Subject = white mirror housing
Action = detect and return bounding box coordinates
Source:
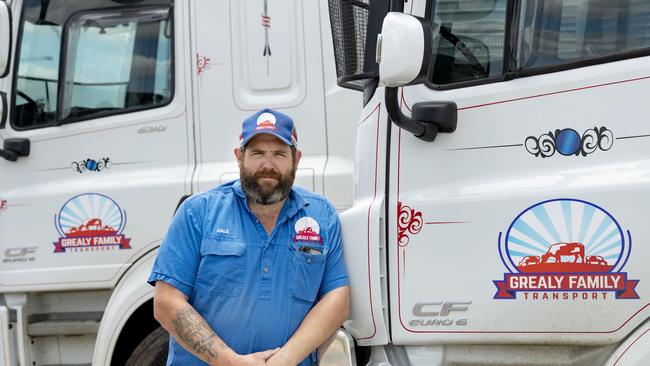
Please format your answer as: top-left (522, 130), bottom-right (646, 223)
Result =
top-left (0, 1), bottom-right (12, 78)
top-left (377, 12), bottom-right (431, 87)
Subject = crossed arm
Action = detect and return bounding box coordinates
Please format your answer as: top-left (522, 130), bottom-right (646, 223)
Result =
top-left (154, 281), bottom-right (276, 365)
top-left (153, 280), bottom-right (350, 366)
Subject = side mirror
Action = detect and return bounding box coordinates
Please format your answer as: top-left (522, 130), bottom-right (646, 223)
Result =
top-left (0, 0), bottom-right (12, 78)
top-left (377, 12), bottom-right (457, 143)
top-left (377, 12), bottom-right (430, 87)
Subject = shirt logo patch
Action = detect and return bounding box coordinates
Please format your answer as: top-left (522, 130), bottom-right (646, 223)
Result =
top-left (294, 217), bottom-right (322, 243)
top-left (216, 228), bottom-right (230, 235)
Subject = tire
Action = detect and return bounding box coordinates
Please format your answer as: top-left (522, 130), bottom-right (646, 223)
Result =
top-left (125, 326), bottom-right (169, 366)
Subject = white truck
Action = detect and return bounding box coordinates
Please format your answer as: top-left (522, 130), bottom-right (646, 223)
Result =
top-left (0, 0), bottom-right (360, 364)
top-left (331, 0), bottom-right (650, 365)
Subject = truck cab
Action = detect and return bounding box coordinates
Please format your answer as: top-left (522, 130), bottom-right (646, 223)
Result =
top-left (331, 0), bottom-right (650, 365)
top-left (0, 0), bottom-right (359, 364)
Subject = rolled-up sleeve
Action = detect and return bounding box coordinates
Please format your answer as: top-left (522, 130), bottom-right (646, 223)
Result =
top-left (317, 205), bottom-right (350, 298)
top-left (148, 197), bottom-right (203, 298)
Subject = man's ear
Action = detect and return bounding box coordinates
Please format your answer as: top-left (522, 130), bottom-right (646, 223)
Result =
top-left (294, 149), bottom-right (302, 167)
top-left (234, 147), bottom-right (242, 161)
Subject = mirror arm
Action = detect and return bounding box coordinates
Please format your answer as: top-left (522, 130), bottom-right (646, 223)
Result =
top-left (390, 0), bottom-right (404, 12)
top-left (385, 87), bottom-right (439, 142)
top-left (0, 148), bottom-right (18, 162)
top-left (0, 91), bottom-right (6, 128)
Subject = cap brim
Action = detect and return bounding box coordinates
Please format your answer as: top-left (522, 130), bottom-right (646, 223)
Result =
top-left (241, 131), bottom-right (294, 147)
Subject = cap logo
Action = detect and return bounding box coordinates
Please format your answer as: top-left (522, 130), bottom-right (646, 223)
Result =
top-left (256, 112), bottom-right (277, 131)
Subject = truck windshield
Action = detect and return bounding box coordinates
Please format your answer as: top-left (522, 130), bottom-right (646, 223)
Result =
top-left (427, 0), bottom-right (650, 86)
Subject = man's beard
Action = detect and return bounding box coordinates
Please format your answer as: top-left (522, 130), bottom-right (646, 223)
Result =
top-left (240, 165), bottom-right (296, 205)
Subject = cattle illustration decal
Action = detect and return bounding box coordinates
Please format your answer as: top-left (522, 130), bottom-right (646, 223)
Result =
top-left (541, 242), bottom-right (585, 264)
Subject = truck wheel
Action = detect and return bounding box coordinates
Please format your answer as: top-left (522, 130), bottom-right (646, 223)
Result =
top-left (124, 326), bottom-right (169, 366)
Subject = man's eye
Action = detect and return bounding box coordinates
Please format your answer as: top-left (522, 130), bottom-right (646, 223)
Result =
top-left (274, 152), bottom-right (287, 157)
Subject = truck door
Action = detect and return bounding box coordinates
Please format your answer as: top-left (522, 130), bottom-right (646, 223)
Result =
top-left (0, 0), bottom-right (192, 290)
top-left (189, 0), bottom-right (329, 195)
top-left (387, 0), bottom-right (650, 346)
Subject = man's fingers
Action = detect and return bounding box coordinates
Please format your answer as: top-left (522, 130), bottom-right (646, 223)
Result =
top-left (253, 347), bottom-right (279, 360)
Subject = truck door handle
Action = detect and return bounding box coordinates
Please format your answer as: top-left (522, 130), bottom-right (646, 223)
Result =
top-left (0, 138), bottom-right (30, 162)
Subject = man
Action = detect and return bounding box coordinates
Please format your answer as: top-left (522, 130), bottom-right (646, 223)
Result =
top-left (149, 108), bottom-right (350, 366)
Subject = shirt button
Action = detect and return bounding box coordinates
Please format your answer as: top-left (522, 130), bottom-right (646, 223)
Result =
top-left (263, 267), bottom-right (269, 273)
top-left (306, 258), bottom-right (312, 264)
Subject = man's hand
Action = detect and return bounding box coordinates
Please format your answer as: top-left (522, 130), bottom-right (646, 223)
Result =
top-left (212, 349), bottom-right (278, 366)
top-left (264, 350), bottom-right (293, 366)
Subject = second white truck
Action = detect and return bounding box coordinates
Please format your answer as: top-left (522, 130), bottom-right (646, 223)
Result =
top-left (332, 0), bottom-right (650, 365)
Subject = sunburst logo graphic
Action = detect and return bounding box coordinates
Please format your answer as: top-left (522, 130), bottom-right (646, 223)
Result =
top-left (494, 199), bottom-right (639, 300)
top-left (53, 193), bottom-right (131, 253)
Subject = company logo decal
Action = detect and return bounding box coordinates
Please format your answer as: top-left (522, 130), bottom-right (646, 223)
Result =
top-left (294, 217), bottom-right (322, 243)
top-left (71, 158), bottom-right (112, 173)
top-left (255, 112), bottom-right (277, 131)
top-left (525, 127), bottom-right (614, 158)
top-left (0, 199), bottom-right (7, 212)
top-left (53, 193), bottom-right (131, 253)
top-left (494, 199), bottom-right (639, 300)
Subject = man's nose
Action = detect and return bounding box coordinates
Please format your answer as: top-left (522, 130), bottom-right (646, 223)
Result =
top-left (260, 154), bottom-right (275, 168)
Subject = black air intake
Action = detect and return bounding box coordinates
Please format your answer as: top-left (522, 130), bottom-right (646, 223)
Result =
top-left (328, 0), bottom-right (380, 91)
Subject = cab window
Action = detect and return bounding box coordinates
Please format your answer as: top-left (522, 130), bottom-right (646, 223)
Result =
top-left (427, 0), bottom-right (508, 86)
top-left (13, 0), bottom-right (173, 130)
top-left (517, 0), bottom-right (650, 70)
top-left (426, 0), bottom-right (650, 87)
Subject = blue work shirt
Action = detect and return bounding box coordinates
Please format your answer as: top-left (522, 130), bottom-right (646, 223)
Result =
top-left (148, 180), bottom-right (349, 365)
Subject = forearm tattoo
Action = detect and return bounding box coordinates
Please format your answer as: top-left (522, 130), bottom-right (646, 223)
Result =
top-left (171, 306), bottom-right (221, 360)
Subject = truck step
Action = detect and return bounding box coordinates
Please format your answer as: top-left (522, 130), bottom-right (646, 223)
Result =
top-left (27, 312), bottom-right (102, 336)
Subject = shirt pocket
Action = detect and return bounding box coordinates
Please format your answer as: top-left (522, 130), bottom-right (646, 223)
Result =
top-left (195, 239), bottom-right (247, 297)
top-left (290, 247), bottom-right (327, 303)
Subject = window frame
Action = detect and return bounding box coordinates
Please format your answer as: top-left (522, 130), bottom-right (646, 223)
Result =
top-left (423, 0), bottom-right (650, 91)
top-left (10, 3), bottom-right (175, 131)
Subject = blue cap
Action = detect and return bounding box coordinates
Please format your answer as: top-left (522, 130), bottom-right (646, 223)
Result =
top-left (240, 108), bottom-right (297, 147)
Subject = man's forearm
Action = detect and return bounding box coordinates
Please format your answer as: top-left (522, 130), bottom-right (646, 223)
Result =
top-left (154, 281), bottom-right (234, 365)
top-left (269, 286), bottom-right (351, 365)
top-left (170, 304), bottom-right (230, 364)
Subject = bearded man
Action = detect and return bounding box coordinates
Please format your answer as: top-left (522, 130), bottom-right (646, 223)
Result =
top-left (149, 108), bottom-right (350, 366)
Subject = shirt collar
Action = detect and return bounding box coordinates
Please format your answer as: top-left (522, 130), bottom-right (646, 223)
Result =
top-left (232, 179), bottom-right (308, 219)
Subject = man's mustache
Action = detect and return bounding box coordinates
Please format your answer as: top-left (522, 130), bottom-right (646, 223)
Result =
top-left (254, 169), bottom-right (281, 180)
